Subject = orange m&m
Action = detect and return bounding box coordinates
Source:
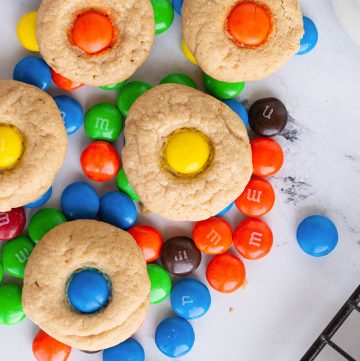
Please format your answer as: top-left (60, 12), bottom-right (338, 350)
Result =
top-left (193, 217), bottom-right (232, 255)
top-left (32, 330), bottom-right (71, 361)
top-left (251, 138), bottom-right (284, 177)
top-left (227, 2), bottom-right (272, 48)
top-left (235, 178), bottom-right (275, 217)
top-left (71, 11), bottom-right (114, 55)
top-left (233, 218), bottom-right (273, 260)
top-left (80, 141), bottom-right (120, 182)
top-left (206, 253), bottom-right (246, 293)
top-left (51, 69), bottom-right (84, 91)
top-left (128, 225), bottom-right (163, 263)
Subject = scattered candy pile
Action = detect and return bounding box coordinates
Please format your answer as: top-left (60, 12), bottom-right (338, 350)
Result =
top-left (0, 2), bottom-right (336, 361)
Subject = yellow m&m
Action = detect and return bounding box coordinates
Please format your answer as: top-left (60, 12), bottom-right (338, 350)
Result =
top-left (17, 12), bottom-right (39, 51)
top-left (0, 125), bottom-right (23, 170)
top-left (182, 39), bottom-right (197, 65)
top-left (164, 129), bottom-right (211, 175)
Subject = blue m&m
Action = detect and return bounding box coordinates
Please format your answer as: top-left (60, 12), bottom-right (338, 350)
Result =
top-left (54, 96), bottom-right (83, 135)
top-left (216, 202), bottom-right (234, 216)
top-left (99, 191), bottom-right (137, 230)
top-left (155, 317), bottom-right (195, 358)
top-left (25, 187), bottom-right (52, 209)
top-left (171, 278), bottom-right (211, 320)
top-left (297, 16), bottom-right (318, 55)
top-left (61, 181), bottom-right (99, 220)
top-left (103, 338), bottom-right (145, 361)
top-left (13, 56), bottom-right (51, 91)
top-left (296, 215), bottom-right (338, 257)
top-left (67, 268), bottom-right (110, 314)
top-left (223, 100), bottom-right (249, 127)
top-left (172, 0), bottom-right (184, 16)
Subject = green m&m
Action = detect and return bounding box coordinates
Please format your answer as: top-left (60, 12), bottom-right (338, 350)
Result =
top-left (84, 103), bottom-right (124, 142)
top-left (0, 262), bottom-right (3, 283)
top-left (99, 80), bottom-right (127, 91)
top-left (160, 73), bottom-right (197, 89)
top-left (28, 208), bottom-right (67, 243)
top-left (116, 169), bottom-right (140, 201)
top-left (0, 284), bottom-right (25, 325)
top-left (117, 81), bottom-right (152, 118)
top-left (147, 264), bottom-right (171, 304)
top-left (203, 73), bottom-right (245, 100)
top-left (1, 236), bottom-right (34, 279)
top-left (151, 0), bottom-right (174, 35)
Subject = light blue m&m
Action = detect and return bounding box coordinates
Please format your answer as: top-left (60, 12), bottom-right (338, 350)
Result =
top-left (54, 95), bottom-right (83, 135)
top-left (67, 268), bottom-right (110, 314)
top-left (172, 0), bottom-right (184, 16)
top-left (103, 338), bottom-right (145, 361)
top-left (155, 317), bottom-right (195, 358)
top-left (223, 100), bottom-right (249, 127)
top-left (296, 215), bottom-right (338, 257)
top-left (61, 181), bottom-right (99, 220)
top-left (25, 187), bottom-right (52, 208)
top-left (297, 16), bottom-right (318, 55)
top-left (13, 56), bottom-right (51, 91)
top-left (217, 202), bottom-right (234, 216)
top-left (99, 191), bottom-right (137, 230)
top-left (171, 278), bottom-right (211, 320)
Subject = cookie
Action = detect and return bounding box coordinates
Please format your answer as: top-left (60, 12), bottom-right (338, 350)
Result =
top-left (0, 80), bottom-right (67, 212)
top-left (36, 0), bottom-right (155, 86)
top-left (182, 0), bottom-right (304, 82)
top-left (22, 220), bottom-right (150, 351)
top-left (122, 84), bottom-right (252, 221)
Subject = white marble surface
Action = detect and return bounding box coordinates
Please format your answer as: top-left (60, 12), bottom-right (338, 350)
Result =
top-left (0, 0), bottom-right (360, 360)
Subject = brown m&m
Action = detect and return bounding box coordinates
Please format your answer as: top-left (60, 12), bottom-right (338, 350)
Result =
top-left (161, 236), bottom-right (201, 276)
top-left (249, 97), bottom-right (288, 137)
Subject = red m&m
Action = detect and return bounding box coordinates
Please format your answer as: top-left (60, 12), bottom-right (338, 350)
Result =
top-left (233, 218), bottom-right (273, 260)
top-left (193, 217), bottom-right (232, 255)
top-left (251, 138), bottom-right (284, 177)
top-left (235, 178), bottom-right (275, 217)
top-left (51, 69), bottom-right (84, 91)
top-left (80, 141), bottom-right (120, 182)
top-left (0, 208), bottom-right (26, 242)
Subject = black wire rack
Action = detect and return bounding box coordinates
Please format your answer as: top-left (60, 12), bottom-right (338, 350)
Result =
top-left (301, 285), bottom-right (360, 361)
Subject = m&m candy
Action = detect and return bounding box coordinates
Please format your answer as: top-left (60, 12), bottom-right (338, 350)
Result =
top-left (117, 81), bottom-right (152, 118)
top-left (116, 168), bottom-right (140, 201)
top-left (161, 236), bottom-right (201, 276)
top-left (147, 264), bottom-right (171, 304)
top-left (151, 0), bottom-right (174, 35)
top-left (251, 138), bottom-right (284, 177)
top-left (103, 338), bottom-right (144, 361)
top-left (128, 225), bottom-right (163, 262)
top-left (233, 218), bottom-right (273, 260)
top-left (0, 124), bottom-right (23, 170)
top-left (99, 191), bottom-right (137, 230)
top-left (182, 39), bottom-right (197, 65)
top-left (17, 12), bottom-right (39, 51)
top-left (172, 0), bottom-right (184, 16)
top-left (216, 202), bottom-right (234, 216)
top-left (61, 181), bottom-right (99, 220)
top-left (0, 284), bottom-right (25, 325)
top-left (25, 187), bottom-right (52, 209)
top-left (206, 253), bottom-right (246, 293)
top-left (160, 73), bottom-right (197, 88)
top-left (28, 208), bottom-right (67, 243)
top-left (80, 141), bottom-right (120, 182)
top-left (33, 330), bottom-right (72, 361)
top-left (84, 103), bottom-right (123, 142)
top-left (297, 16), bottom-right (318, 55)
top-left (193, 217), bottom-right (232, 255)
top-left (203, 73), bottom-right (245, 100)
top-left (170, 278), bottom-right (211, 320)
top-left (13, 56), bottom-right (51, 91)
top-left (51, 69), bottom-right (84, 91)
top-left (249, 97), bottom-right (288, 137)
top-left (67, 269), bottom-right (110, 314)
top-left (0, 208), bottom-right (26, 242)
top-left (223, 99), bottom-right (249, 127)
top-left (0, 262), bottom-right (3, 283)
top-left (155, 317), bottom-right (195, 358)
top-left (54, 95), bottom-right (84, 135)
top-left (1, 236), bottom-right (34, 279)
top-left (100, 80), bottom-right (127, 91)
top-left (235, 178), bottom-right (275, 217)
top-left (297, 215), bottom-right (338, 257)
